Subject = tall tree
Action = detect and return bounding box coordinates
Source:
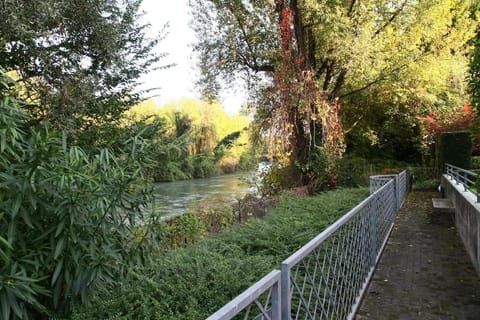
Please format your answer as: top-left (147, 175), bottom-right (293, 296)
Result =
top-left (0, 0), bottom-right (167, 145)
top-left (190, 0), bottom-right (477, 188)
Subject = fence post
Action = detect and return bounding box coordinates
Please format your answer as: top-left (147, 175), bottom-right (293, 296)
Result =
top-left (281, 263), bottom-right (291, 320)
top-left (369, 194), bottom-right (378, 266)
top-left (395, 175), bottom-right (400, 210)
top-left (272, 276), bottom-right (281, 320)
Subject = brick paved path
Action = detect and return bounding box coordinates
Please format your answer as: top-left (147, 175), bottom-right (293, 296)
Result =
top-left (356, 191), bottom-right (480, 320)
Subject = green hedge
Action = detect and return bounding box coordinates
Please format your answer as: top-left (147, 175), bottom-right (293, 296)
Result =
top-left (472, 156), bottom-right (480, 169)
top-left (439, 131), bottom-right (472, 170)
top-left (72, 188), bottom-right (369, 319)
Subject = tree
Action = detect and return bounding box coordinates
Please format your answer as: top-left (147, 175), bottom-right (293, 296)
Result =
top-left (0, 0), bottom-right (167, 145)
top-left (190, 0), bottom-right (477, 189)
top-left (126, 98), bottom-right (252, 180)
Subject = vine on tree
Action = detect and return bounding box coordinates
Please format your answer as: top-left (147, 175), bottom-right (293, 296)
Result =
top-left (269, 0), bottom-right (345, 189)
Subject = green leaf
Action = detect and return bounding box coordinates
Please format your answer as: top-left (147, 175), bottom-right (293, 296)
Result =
top-left (0, 292), bottom-right (11, 320)
top-left (19, 209), bottom-right (33, 229)
top-left (51, 259), bottom-right (63, 287)
top-left (0, 129), bottom-right (6, 153)
top-left (55, 220), bottom-right (66, 238)
top-left (54, 238), bottom-right (65, 260)
top-left (6, 289), bottom-right (22, 318)
top-left (0, 236), bottom-right (12, 250)
top-left (11, 194), bottom-right (22, 219)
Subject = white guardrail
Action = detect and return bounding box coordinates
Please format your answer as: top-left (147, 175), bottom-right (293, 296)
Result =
top-left (445, 163), bottom-right (479, 203)
top-left (207, 171), bottom-right (409, 320)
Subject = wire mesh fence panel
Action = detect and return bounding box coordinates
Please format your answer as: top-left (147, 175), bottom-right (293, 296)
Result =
top-left (409, 167), bottom-right (439, 181)
top-left (369, 175), bottom-right (395, 194)
top-left (209, 171), bottom-right (407, 320)
top-left (207, 270), bottom-right (281, 320)
top-left (282, 179), bottom-right (396, 320)
top-left (397, 171), bottom-right (408, 207)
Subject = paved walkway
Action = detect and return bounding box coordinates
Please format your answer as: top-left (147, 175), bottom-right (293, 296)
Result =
top-left (356, 191), bottom-right (480, 320)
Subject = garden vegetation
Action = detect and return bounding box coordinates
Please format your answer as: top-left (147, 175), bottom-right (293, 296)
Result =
top-left (0, 0), bottom-right (479, 319)
top-left (71, 188), bottom-right (368, 319)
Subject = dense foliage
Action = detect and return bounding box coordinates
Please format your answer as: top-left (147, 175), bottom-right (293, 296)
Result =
top-left (0, 71), bottom-right (158, 319)
top-left (190, 0), bottom-right (478, 186)
top-left (0, 0), bottom-right (166, 146)
top-left (72, 188), bottom-right (368, 319)
top-left (439, 131), bottom-right (473, 170)
top-left (126, 98), bottom-right (256, 181)
top-left (0, 0), bottom-right (478, 318)
top-left (469, 2), bottom-right (480, 112)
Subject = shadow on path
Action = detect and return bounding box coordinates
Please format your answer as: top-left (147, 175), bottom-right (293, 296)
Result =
top-left (356, 191), bottom-right (480, 320)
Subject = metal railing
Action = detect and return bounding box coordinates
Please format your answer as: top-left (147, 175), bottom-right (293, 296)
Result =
top-left (370, 171), bottom-right (408, 209)
top-left (409, 167), bottom-right (439, 181)
top-left (281, 178), bottom-right (396, 320)
top-left (208, 171), bottom-right (408, 320)
top-left (445, 164), bottom-right (479, 203)
top-left (397, 171), bottom-right (408, 208)
top-left (206, 270), bottom-right (281, 320)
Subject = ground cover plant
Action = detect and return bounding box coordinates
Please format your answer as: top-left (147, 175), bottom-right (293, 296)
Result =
top-left (72, 187), bottom-right (368, 319)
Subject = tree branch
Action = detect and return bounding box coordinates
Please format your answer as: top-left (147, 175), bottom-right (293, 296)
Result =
top-left (329, 68), bottom-right (347, 101)
top-left (226, 4), bottom-right (274, 74)
top-left (372, 1), bottom-right (408, 39)
top-left (348, 0), bottom-right (357, 17)
top-left (340, 57), bottom-right (420, 99)
top-left (345, 82), bottom-right (381, 100)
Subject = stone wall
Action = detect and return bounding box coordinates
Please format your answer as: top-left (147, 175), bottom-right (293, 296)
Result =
top-left (442, 174), bottom-right (480, 276)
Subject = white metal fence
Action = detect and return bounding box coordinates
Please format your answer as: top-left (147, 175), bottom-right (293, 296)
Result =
top-left (445, 163), bottom-right (479, 203)
top-left (208, 171), bottom-right (409, 320)
top-left (206, 270), bottom-right (281, 320)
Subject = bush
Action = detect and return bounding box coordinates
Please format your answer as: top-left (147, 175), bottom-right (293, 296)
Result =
top-left (196, 202), bottom-right (234, 234)
top-left (337, 155), bottom-right (370, 187)
top-left (162, 213), bottom-right (206, 248)
top-left (72, 187), bottom-right (369, 319)
top-left (0, 72), bottom-right (157, 319)
top-left (191, 154), bottom-right (217, 178)
top-left (472, 156), bottom-right (480, 169)
top-left (237, 150), bottom-right (259, 171)
top-left (217, 156), bottom-right (238, 174)
top-left (336, 155), bottom-right (411, 188)
top-left (439, 131), bottom-right (472, 170)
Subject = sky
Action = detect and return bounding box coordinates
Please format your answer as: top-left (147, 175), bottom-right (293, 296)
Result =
top-left (139, 0), bottom-right (245, 114)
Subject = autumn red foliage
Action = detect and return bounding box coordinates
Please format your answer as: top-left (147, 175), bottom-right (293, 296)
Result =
top-left (419, 104), bottom-right (476, 136)
top-left (419, 104), bottom-right (479, 153)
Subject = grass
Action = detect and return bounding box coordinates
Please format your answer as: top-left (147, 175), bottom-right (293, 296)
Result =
top-left (71, 187), bottom-right (369, 320)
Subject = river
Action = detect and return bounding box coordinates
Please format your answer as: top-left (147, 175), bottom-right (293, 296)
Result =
top-left (152, 173), bottom-right (255, 217)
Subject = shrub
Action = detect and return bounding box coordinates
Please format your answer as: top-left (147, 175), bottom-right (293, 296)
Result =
top-left (217, 156), bottom-right (238, 174)
top-left (161, 213), bottom-right (206, 248)
top-left (196, 202), bottom-right (234, 234)
top-left (237, 150), bottom-right (259, 171)
top-left (337, 155), bottom-right (370, 187)
top-left (472, 156), bottom-right (480, 169)
top-left (72, 188), bottom-right (369, 319)
top-left (439, 131), bottom-right (472, 170)
top-left (0, 71), bottom-right (157, 319)
top-left (191, 154), bottom-right (217, 178)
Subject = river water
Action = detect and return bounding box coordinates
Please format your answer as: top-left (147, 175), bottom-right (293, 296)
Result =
top-left (152, 173), bottom-right (254, 217)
